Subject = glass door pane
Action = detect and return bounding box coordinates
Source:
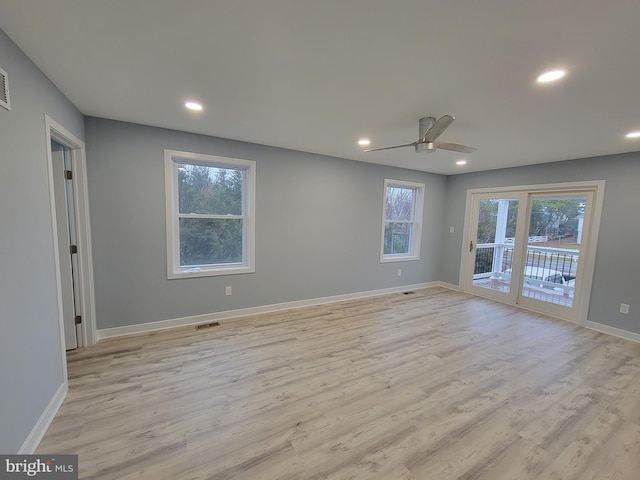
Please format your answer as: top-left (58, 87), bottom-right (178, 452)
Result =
top-left (466, 194), bottom-right (525, 302)
top-left (519, 195), bottom-right (586, 309)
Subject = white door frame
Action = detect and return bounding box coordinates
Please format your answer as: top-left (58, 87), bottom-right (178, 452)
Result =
top-left (460, 180), bottom-right (605, 325)
top-left (45, 115), bottom-right (97, 348)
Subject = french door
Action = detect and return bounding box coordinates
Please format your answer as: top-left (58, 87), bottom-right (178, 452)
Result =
top-left (463, 183), bottom-right (603, 323)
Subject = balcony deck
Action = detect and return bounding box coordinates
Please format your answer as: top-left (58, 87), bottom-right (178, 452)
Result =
top-left (473, 277), bottom-right (573, 307)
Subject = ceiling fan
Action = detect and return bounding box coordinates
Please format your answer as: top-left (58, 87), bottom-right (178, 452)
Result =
top-left (364, 115), bottom-right (476, 154)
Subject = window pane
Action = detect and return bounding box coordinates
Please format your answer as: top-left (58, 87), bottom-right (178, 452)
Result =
top-left (385, 187), bottom-right (415, 221)
top-left (178, 163), bottom-right (243, 215)
top-left (179, 218), bottom-right (243, 266)
top-left (383, 222), bottom-right (413, 254)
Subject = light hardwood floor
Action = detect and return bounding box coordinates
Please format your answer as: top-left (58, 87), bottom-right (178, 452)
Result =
top-left (37, 287), bottom-right (640, 479)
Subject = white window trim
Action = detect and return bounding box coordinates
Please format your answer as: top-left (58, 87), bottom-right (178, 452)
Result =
top-left (164, 149), bottom-right (256, 279)
top-left (380, 179), bottom-right (425, 263)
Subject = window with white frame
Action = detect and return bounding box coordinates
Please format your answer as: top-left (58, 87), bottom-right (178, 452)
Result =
top-left (380, 179), bottom-right (424, 262)
top-left (165, 150), bottom-right (255, 278)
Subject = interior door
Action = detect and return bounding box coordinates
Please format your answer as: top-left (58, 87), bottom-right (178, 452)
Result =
top-left (464, 193), bottom-right (527, 303)
top-left (51, 139), bottom-right (79, 350)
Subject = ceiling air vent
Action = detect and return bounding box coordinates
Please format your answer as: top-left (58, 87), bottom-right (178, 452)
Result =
top-left (0, 66), bottom-right (11, 111)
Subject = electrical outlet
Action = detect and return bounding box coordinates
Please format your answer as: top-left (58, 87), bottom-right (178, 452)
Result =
top-left (449, 226), bottom-right (455, 233)
top-left (397, 269), bottom-right (402, 277)
top-left (620, 303), bottom-right (630, 314)
top-left (225, 286), bottom-right (232, 296)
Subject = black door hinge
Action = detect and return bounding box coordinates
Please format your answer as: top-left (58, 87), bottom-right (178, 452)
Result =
top-left (64, 170), bottom-right (73, 180)
top-left (74, 315), bottom-right (82, 325)
top-left (70, 245), bottom-right (78, 255)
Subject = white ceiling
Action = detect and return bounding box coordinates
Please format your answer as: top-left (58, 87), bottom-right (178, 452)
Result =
top-left (1, 0), bottom-right (640, 175)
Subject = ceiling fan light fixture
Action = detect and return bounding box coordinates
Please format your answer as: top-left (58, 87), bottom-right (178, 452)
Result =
top-left (536, 69), bottom-right (566, 83)
top-left (415, 142), bottom-right (436, 153)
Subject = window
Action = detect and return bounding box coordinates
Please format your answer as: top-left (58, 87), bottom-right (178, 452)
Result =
top-left (380, 179), bottom-right (424, 262)
top-left (165, 150), bottom-right (255, 278)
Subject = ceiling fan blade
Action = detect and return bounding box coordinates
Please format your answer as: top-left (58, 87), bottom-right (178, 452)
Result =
top-left (363, 142), bottom-right (417, 152)
top-left (434, 141), bottom-right (477, 153)
top-left (423, 115), bottom-right (455, 142)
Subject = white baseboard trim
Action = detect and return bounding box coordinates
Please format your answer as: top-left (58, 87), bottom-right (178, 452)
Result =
top-left (584, 320), bottom-right (640, 343)
top-left (19, 382), bottom-right (68, 454)
top-left (435, 281), bottom-right (460, 291)
top-left (97, 282), bottom-right (439, 340)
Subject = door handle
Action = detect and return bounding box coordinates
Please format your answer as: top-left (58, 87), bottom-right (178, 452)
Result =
top-left (469, 240), bottom-right (474, 252)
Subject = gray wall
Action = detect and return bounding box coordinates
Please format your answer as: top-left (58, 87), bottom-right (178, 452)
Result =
top-left (0, 29), bottom-right (84, 452)
top-left (85, 118), bottom-right (445, 329)
top-left (441, 152), bottom-right (640, 334)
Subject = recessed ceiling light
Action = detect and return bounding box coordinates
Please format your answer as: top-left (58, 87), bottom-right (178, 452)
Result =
top-left (625, 131), bottom-right (640, 138)
top-left (536, 70), bottom-right (566, 83)
top-left (185, 101), bottom-right (203, 111)
top-left (358, 138), bottom-right (371, 147)
top-left (456, 160), bottom-right (467, 166)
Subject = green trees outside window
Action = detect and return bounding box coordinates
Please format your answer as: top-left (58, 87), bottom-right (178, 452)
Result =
top-left (178, 164), bottom-right (244, 266)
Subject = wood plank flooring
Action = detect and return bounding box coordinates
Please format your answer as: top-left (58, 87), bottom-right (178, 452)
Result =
top-left (37, 287), bottom-right (640, 479)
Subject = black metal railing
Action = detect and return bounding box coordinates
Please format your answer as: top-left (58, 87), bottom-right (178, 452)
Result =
top-left (474, 244), bottom-right (578, 280)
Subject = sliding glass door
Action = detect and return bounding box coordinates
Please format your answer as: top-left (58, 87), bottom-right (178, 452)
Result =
top-left (463, 184), bottom-right (602, 323)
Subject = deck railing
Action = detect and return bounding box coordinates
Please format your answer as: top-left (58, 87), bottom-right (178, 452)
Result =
top-left (472, 242), bottom-right (579, 303)
top-left (473, 243), bottom-right (579, 290)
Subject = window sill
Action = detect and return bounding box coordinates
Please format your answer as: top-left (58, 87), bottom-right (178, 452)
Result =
top-left (380, 254), bottom-right (420, 263)
top-left (168, 265), bottom-right (254, 279)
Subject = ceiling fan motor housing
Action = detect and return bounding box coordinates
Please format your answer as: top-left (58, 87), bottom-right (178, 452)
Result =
top-left (415, 142), bottom-right (436, 153)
